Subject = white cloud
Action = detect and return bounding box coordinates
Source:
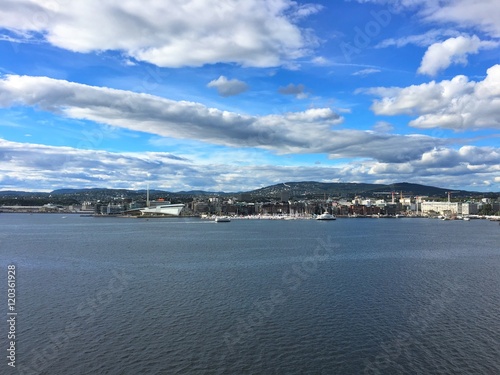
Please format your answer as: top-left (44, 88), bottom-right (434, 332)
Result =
top-left (376, 29), bottom-right (462, 48)
top-left (207, 76), bottom-right (248, 97)
top-left (0, 0), bottom-right (322, 68)
top-left (363, 64), bottom-right (500, 130)
top-left (368, 162), bottom-right (414, 175)
top-left (291, 3), bottom-right (324, 20)
top-left (355, 0), bottom-right (500, 38)
top-left (418, 35), bottom-right (497, 76)
top-left (311, 56), bottom-right (331, 66)
top-left (423, 0), bottom-right (500, 38)
top-left (0, 75), bottom-right (451, 163)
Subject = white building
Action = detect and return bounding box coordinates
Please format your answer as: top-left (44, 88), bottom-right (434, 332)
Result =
top-left (362, 199), bottom-right (373, 207)
top-left (461, 202), bottom-right (478, 215)
top-left (400, 198), bottom-right (412, 205)
top-left (421, 201), bottom-right (462, 215)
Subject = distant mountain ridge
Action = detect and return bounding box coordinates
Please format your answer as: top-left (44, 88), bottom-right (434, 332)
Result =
top-left (0, 181), bottom-right (497, 200)
top-left (244, 181), bottom-right (480, 198)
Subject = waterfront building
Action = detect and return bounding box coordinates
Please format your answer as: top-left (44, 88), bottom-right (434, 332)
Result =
top-left (461, 202), bottom-right (478, 215)
top-left (421, 201), bottom-right (462, 215)
top-left (106, 203), bottom-right (124, 215)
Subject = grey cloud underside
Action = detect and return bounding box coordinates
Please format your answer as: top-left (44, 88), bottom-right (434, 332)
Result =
top-left (278, 83), bottom-right (306, 96)
top-left (0, 75), bottom-right (447, 163)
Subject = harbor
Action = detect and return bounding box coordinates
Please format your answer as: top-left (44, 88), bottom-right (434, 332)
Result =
top-left (1, 183), bottom-right (499, 222)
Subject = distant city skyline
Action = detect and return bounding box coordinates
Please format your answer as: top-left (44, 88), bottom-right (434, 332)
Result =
top-left (0, 0), bottom-right (499, 192)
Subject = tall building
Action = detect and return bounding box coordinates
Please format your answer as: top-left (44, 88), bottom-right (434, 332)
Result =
top-left (461, 202), bottom-right (478, 215)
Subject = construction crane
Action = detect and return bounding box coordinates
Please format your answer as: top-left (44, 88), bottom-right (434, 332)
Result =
top-left (446, 191), bottom-right (460, 202)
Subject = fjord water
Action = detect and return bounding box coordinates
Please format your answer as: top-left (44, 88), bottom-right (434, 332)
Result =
top-left (1, 214), bottom-right (499, 374)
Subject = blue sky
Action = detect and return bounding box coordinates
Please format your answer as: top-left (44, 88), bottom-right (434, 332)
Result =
top-left (0, 0), bottom-right (499, 192)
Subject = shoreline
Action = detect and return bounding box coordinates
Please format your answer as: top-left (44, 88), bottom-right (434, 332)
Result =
top-left (1, 211), bottom-right (499, 221)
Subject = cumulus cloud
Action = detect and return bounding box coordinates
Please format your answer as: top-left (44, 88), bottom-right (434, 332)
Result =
top-left (278, 83), bottom-right (308, 99)
top-left (419, 146), bottom-right (500, 168)
top-left (311, 56), bottom-right (331, 66)
top-left (423, 0), bottom-right (500, 38)
top-left (1, 139), bottom-right (498, 192)
top-left (0, 0), bottom-right (321, 68)
top-left (418, 35), bottom-right (497, 76)
top-left (355, 0), bottom-right (500, 38)
top-left (363, 64), bottom-right (500, 130)
top-left (0, 75), bottom-right (451, 163)
top-left (207, 76), bottom-right (248, 97)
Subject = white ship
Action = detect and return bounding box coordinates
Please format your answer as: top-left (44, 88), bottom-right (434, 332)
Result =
top-left (214, 216), bottom-right (231, 222)
top-left (316, 212), bottom-right (336, 220)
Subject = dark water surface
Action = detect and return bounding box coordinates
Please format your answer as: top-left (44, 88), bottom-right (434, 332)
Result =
top-left (1, 214), bottom-right (499, 374)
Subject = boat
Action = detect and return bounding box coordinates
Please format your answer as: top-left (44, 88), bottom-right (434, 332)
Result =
top-left (463, 217), bottom-right (471, 221)
top-left (316, 212), bottom-right (336, 220)
top-left (215, 216), bottom-right (231, 222)
top-left (139, 203), bottom-right (184, 216)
